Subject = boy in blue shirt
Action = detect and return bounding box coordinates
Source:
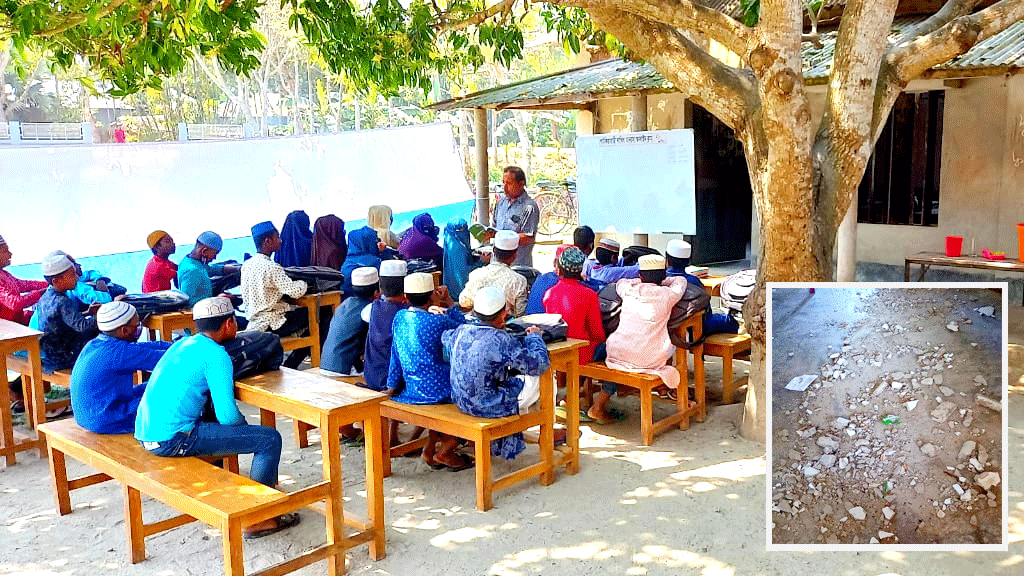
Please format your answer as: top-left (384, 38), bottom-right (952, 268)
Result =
top-left (135, 296), bottom-right (299, 539)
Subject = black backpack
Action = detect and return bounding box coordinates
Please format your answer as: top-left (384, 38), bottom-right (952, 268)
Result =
top-left (221, 331), bottom-right (285, 380)
top-left (512, 266), bottom-right (541, 292)
top-left (621, 245), bottom-right (660, 266)
top-left (122, 290), bottom-right (190, 318)
top-left (209, 260), bottom-right (241, 295)
top-left (283, 266), bottom-right (345, 294)
top-left (406, 258), bottom-right (439, 274)
top-left (506, 317), bottom-right (568, 343)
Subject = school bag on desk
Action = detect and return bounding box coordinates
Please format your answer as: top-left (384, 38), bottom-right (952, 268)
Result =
top-left (283, 266), bottom-right (345, 293)
top-left (121, 290), bottom-right (190, 319)
top-left (506, 313), bottom-right (568, 343)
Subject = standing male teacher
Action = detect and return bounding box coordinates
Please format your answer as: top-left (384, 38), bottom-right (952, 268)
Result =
top-left (487, 166), bottom-right (539, 268)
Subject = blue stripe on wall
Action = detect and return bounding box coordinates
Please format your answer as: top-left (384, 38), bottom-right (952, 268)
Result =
top-left (8, 200), bottom-right (475, 291)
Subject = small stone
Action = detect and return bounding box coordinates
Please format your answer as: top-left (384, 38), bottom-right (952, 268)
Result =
top-left (804, 466), bottom-right (820, 477)
top-left (940, 386), bottom-right (954, 396)
top-left (922, 377), bottom-right (933, 386)
top-left (978, 445), bottom-right (989, 466)
top-left (974, 375), bottom-right (987, 386)
top-left (934, 374), bottom-right (944, 385)
top-left (977, 306), bottom-right (995, 317)
top-left (931, 402), bottom-right (956, 423)
top-left (937, 510), bottom-right (945, 518)
top-left (969, 457), bottom-right (982, 471)
top-left (838, 457), bottom-right (849, 470)
top-left (904, 400), bottom-right (919, 411)
top-left (961, 489), bottom-right (972, 502)
top-left (849, 506), bottom-right (866, 520)
top-left (920, 443), bottom-right (938, 457)
top-left (817, 436), bottom-right (839, 450)
top-left (976, 471), bottom-right (1000, 490)
top-left (946, 322), bottom-right (959, 332)
top-left (835, 417), bottom-right (850, 427)
top-left (970, 515), bottom-right (979, 526)
top-left (958, 440), bottom-right (976, 460)
top-left (879, 530), bottom-right (894, 539)
top-left (882, 506), bottom-right (894, 520)
top-left (870, 537), bottom-right (880, 544)
top-left (819, 454), bottom-right (837, 468)
top-left (953, 483), bottom-right (964, 496)
top-left (788, 352), bottom-right (795, 357)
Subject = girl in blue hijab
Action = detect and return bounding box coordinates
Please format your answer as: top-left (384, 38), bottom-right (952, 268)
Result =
top-left (442, 217), bottom-right (483, 299)
top-left (341, 226), bottom-right (383, 295)
top-left (276, 210), bottom-right (313, 267)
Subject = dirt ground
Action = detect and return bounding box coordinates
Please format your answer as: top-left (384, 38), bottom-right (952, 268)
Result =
top-left (771, 287), bottom-right (1004, 545)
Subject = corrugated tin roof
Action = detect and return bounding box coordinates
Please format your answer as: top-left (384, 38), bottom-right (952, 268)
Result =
top-left (430, 15), bottom-right (1024, 110)
top-left (430, 58), bottom-right (672, 111)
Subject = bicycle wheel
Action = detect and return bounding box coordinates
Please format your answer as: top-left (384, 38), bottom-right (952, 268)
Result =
top-left (535, 192), bottom-right (572, 237)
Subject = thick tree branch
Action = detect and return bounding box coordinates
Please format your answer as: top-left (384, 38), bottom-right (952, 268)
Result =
top-left (815, 0), bottom-right (898, 246)
top-left (440, 0), bottom-right (517, 32)
top-left (35, 0), bottom-right (134, 38)
top-left (904, 0), bottom-right (984, 40)
top-left (581, 5), bottom-right (757, 133)
top-left (889, 0), bottom-right (1024, 84)
top-left (548, 0), bottom-right (752, 58)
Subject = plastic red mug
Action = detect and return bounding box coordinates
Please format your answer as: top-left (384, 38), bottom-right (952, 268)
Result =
top-left (945, 235), bottom-right (963, 257)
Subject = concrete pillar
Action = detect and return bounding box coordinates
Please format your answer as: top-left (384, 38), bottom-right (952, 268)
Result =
top-left (81, 122), bottom-right (94, 144)
top-left (474, 107), bottom-right (490, 226)
top-left (630, 93), bottom-right (649, 246)
top-left (836, 201), bottom-right (858, 281)
top-left (177, 123), bottom-right (188, 141)
top-left (8, 121), bottom-right (20, 145)
top-left (577, 109), bottom-right (594, 136)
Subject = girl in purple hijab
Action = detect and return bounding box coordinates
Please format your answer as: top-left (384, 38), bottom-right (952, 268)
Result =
top-left (398, 213), bottom-right (444, 267)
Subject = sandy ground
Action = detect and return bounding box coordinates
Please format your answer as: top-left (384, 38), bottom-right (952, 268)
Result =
top-left (770, 288), bottom-right (1004, 545)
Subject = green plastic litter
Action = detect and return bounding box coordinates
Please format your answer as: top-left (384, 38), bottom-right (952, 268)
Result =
top-left (881, 415), bottom-right (899, 425)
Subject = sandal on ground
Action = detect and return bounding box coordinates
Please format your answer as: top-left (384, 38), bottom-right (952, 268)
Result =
top-left (244, 512), bottom-right (301, 540)
top-left (554, 406), bottom-right (594, 423)
top-left (423, 455), bottom-right (447, 470)
top-left (589, 407), bottom-right (628, 426)
top-left (654, 387), bottom-right (678, 401)
top-left (45, 404), bottom-right (73, 419)
top-left (340, 432), bottom-right (365, 447)
top-left (439, 453), bottom-right (475, 472)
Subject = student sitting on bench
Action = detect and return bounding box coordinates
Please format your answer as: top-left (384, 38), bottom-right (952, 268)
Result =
top-left (135, 297), bottom-right (300, 539)
top-left (36, 251), bottom-right (100, 375)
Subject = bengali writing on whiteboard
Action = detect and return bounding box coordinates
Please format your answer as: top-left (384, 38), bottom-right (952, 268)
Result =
top-left (576, 129), bottom-right (696, 235)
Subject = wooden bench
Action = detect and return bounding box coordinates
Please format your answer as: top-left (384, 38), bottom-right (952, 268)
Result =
top-left (38, 418), bottom-right (343, 576)
top-left (6, 354), bottom-right (72, 428)
top-left (703, 332), bottom-right (751, 404)
top-left (579, 312), bottom-right (706, 446)
top-left (380, 399), bottom-right (556, 512)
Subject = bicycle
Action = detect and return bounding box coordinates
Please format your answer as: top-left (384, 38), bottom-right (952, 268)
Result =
top-left (533, 180), bottom-right (577, 237)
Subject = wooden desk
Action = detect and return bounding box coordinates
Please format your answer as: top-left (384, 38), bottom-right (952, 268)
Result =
top-left (292, 291), bottom-right (343, 368)
top-left (703, 275), bottom-right (727, 298)
top-left (546, 338), bottom-right (587, 475)
top-left (143, 310), bottom-right (194, 341)
top-left (905, 251), bottom-right (1024, 304)
top-left (235, 368), bottom-right (387, 571)
top-left (0, 320), bottom-right (45, 463)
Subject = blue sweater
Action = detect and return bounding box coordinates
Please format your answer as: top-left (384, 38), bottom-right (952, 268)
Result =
top-left (320, 295), bottom-right (372, 375)
top-left (71, 334), bottom-right (172, 434)
top-left (135, 334), bottom-right (245, 442)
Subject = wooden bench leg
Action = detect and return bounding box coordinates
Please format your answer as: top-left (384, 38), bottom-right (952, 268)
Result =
top-left (693, 344), bottom-right (706, 423)
top-left (677, 351), bottom-right (691, 431)
top-left (259, 408), bottom-right (276, 428)
top-left (295, 420), bottom-right (312, 449)
top-left (321, 414), bottom-right (345, 576)
top-left (639, 384), bottom-right (655, 446)
top-left (0, 364), bottom-right (15, 467)
top-left (222, 519), bottom-right (245, 576)
top-left (48, 444), bottom-right (72, 515)
top-left (123, 485), bottom-right (146, 564)
top-left (223, 454), bottom-right (239, 475)
top-left (475, 432), bottom-right (492, 512)
top-left (721, 352), bottom-right (735, 405)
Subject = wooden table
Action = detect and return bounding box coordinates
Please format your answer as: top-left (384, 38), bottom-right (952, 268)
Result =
top-left (235, 368), bottom-right (387, 573)
top-left (905, 251), bottom-right (1024, 304)
top-left (546, 338), bottom-right (587, 476)
top-left (291, 291), bottom-right (343, 368)
top-left (702, 275), bottom-right (728, 298)
top-left (0, 320), bottom-right (45, 463)
top-left (143, 310), bottom-right (195, 341)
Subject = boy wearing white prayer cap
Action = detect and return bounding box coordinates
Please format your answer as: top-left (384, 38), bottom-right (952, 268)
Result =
top-left (136, 296), bottom-right (300, 539)
top-left (388, 272), bottom-right (470, 470)
top-left (363, 259), bottom-right (409, 393)
top-left (458, 230), bottom-right (529, 317)
top-left (665, 238), bottom-right (740, 338)
top-left (321, 267), bottom-right (379, 377)
top-left (442, 285), bottom-right (549, 460)
top-left (35, 251), bottom-right (100, 374)
top-left (70, 301), bottom-right (172, 434)
top-left (585, 235), bottom-right (641, 284)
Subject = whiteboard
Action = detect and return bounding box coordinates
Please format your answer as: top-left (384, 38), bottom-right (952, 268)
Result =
top-left (576, 129), bottom-right (696, 234)
top-left (0, 122), bottom-right (471, 265)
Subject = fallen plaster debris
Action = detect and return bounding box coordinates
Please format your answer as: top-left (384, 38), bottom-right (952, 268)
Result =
top-left (904, 400), bottom-right (919, 411)
top-left (975, 394), bottom-right (1002, 412)
top-left (786, 375), bottom-right (818, 392)
top-left (946, 322), bottom-right (959, 332)
top-left (958, 440), bottom-right (976, 460)
top-left (849, 507), bottom-right (866, 521)
top-left (977, 306), bottom-right (995, 317)
top-left (976, 472), bottom-right (1001, 491)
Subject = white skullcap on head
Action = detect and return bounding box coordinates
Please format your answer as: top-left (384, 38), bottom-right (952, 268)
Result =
top-left (666, 239), bottom-right (691, 259)
top-left (379, 260), bottom-right (408, 277)
top-left (474, 286), bottom-right (506, 316)
top-left (351, 267), bottom-right (379, 287)
top-left (597, 238), bottom-right (620, 251)
top-left (41, 251), bottom-right (74, 276)
top-left (193, 296), bottom-right (234, 320)
top-left (97, 301), bottom-right (137, 332)
top-left (404, 272), bottom-right (434, 294)
top-left (638, 254), bottom-right (666, 271)
top-left (494, 230), bottom-right (519, 251)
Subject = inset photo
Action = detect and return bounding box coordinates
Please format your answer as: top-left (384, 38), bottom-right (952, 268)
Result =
top-left (767, 284), bottom-right (1007, 550)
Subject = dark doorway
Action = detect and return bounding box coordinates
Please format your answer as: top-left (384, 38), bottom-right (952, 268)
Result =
top-left (689, 104), bottom-right (753, 265)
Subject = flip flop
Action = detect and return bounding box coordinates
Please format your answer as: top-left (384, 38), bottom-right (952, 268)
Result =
top-left (442, 453), bottom-right (475, 472)
top-left (244, 512), bottom-right (301, 540)
top-left (591, 407), bottom-right (628, 425)
top-left (554, 406), bottom-right (594, 423)
top-left (45, 404), bottom-right (73, 419)
top-left (655, 388), bottom-right (678, 401)
top-left (424, 458), bottom-right (447, 470)
top-left (341, 432), bottom-right (365, 447)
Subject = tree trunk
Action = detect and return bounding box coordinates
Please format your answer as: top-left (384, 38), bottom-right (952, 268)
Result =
top-left (258, 76), bottom-right (270, 136)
